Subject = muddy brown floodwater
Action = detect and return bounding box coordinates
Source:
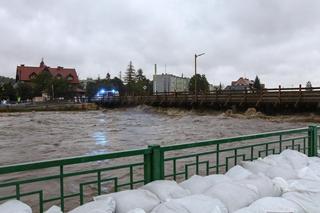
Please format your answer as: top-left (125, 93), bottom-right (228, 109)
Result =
top-left (0, 106), bottom-right (312, 165)
top-left (0, 106), bottom-right (317, 211)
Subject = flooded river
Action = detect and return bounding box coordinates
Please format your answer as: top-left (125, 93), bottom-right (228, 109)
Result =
top-left (0, 106), bottom-right (318, 211)
top-left (0, 106), bottom-right (310, 165)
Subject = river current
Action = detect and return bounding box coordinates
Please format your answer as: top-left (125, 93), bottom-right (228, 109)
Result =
top-left (0, 106), bottom-right (310, 165)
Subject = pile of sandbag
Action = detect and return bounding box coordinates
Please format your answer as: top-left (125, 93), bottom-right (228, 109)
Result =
top-left (2, 149), bottom-right (320, 213)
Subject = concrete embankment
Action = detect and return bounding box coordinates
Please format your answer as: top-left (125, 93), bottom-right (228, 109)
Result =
top-left (0, 102), bottom-right (98, 112)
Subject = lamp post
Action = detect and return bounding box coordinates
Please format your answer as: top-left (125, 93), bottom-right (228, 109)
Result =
top-left (194, 53), bottom-right (205, 101)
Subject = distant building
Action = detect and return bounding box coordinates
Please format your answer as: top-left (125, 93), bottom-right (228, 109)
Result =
top-left (153, 74), bottom-right (190, 94)
top-left (16, 59), bottom-right (84, 100)
top-left (16, 59), bottom-right (80, 84)
top-left (225, 77), bottom-right (253, 91)
top-left (225, 77), bottom-right (265, 91)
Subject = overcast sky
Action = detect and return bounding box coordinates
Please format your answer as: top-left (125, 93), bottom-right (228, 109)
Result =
top-left (1, 0), bottom-right (320, 87)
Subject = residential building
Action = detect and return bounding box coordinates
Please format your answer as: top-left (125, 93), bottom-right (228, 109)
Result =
top-left (16, 59), bottom-right (80, 84)
top-left (225, 77), bottom-right (254, 91)
top-left (225, 77), bottom-right (265, 91)
top-left (153, 74), bottom-right (190, 94)
top-left (16, 59), bottom-right (84, 100)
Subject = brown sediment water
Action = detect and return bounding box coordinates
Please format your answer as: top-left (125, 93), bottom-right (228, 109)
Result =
top-left (0, 106), bottom-right (314, 211)
top-left (0, 106), bottom-right (311, 165)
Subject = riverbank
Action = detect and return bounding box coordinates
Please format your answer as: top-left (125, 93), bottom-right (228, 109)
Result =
top-left (0, 102), bottom-right (98, 112)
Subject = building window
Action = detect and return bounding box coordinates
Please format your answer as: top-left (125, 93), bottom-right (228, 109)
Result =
top-left (29, 72), bottom-right (37, 80)
top-left (67, 75), bottom-right (74, 81)
top-left (56, 74), bottom-right (62, 80)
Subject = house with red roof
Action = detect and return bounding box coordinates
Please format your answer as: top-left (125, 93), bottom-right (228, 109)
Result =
top-left (16, 59), bottom-right (84, 101)
top-left (16, 59), bottom-right (80, 84)
top-left (225, 77), bottom-right (265, 91)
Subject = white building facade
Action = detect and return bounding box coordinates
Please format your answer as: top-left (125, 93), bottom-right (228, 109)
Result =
top-left (153, 74), bottom-right (190, 94)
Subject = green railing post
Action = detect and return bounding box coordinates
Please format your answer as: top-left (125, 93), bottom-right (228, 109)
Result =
top-left (308, 125), bottom-right (318, 157)
top-left (148, 145), bottom-right (164, 181)
top-left (144, 147), bottom-right (152, 184)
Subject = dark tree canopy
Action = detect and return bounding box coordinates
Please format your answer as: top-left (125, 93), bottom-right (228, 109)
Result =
top-left (106, 73), bottom-right (111, 80)
top-left (16, 82), bottom-right (33, 100)
top-left (189, 74), bottom-right (209, 94)
top-left (253, 75), bottom-right (262, 91)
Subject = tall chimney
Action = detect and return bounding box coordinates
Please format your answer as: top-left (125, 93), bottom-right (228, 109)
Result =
top-left (154, 64), bottom-right (157, 75)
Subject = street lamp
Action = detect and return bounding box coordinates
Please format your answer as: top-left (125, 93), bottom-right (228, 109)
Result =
top-left (194, 53), bottom-right (205, 100)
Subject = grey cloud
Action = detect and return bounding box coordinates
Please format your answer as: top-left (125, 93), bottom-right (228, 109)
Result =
top-left (1, 0), bottom-right (320, 87)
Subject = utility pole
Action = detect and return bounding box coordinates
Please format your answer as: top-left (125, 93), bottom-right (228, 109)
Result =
top-left (194, 53), bottom-right (205, 101)
top-left (154, 64), bottom-right (157, 94)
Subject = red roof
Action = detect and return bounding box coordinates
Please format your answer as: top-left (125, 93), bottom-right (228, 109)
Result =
top-left (16, 61), bottom-right (80, 84)
top-left (231, 77), bottom-right (253, 86)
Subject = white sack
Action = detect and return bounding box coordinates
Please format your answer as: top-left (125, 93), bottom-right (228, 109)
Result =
top-left (307, 162), bottom-right (320, 177)
top-left (69, 198), bottom-right (115, 213)
top-left (94, 190), bottom-right (159, 213)
top-left (179, 174), bottom-right (230, 194)
top-left (236, 174), bottom-right (281, 197)
top-left (141, 180), bottom-right (190, 202)
top-left (151, 194), bottom-right (228, 213)
top-left (272, 177), bottom-right (290, 193)
top-left (280, 149), bottom-right (309, 170)
top-left (265, 165), bottom-right (297, 180)
top-left (283, 191), bottom-right (320, 213)
top-left (297, 167), bottom-right (320, 181)
top-left (204, 174), bottom-right (232, 185)
top-left (204, 182), bottom-right (259, 212)
top-left (126, 209), bottom-right (146, 213)
top-left (179, 175), bottom-right (212, 194)
top-left (234, 197), bottom-right (305, 213)
top-left (240, 159), bottom-right (271, 174)
top-left (287, 179), bottom-right (320, 193)
top-left (262, 154), bottom-right (292, 168)
top-left (225, 165), bottom-right (253, 180)
top-left (0, 200), bottom-right (32, 213)
top-left (308, 156), bottom-right (320, 164)
top-left (45, 205), bottom-right (63, 213)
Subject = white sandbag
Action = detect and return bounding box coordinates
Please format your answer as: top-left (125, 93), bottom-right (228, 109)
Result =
top-left (236, 174), bottom-right (281, 197)
top-left (94, 190), bottom-right (159, 213)
top-left (280, 149), bottom-right (309, 170)
top-left (204, 182), bottom-right (259, 212)
top-left (283, 191), bottom-right (320, 213)
top-left (225, 165), bottom-right (253, 180)
top-left (308, 156), bottom-right (320, 164)
top-left (45, 205), bottom-right (63, 213)
top-left (307, 162), bottom-right (320, 177)
top-left (179, 174), bottom-right (230, 194)
top-left (0, 200), bottom-right (32, 213)
top-left (179, 175), bottom-right (212, 194)
top-left (265, 165), bottom-right (298, 180)
top-left (272, 177), bottom-right (290, 193)
top-left (297, 167), bottom-right (320, 181)
top-left (141, 180), bottom-right (190, 202)
top-left (69, 198), bottom-right (115, 213)
top-left (262, 154), bottom-right (292, 168)
top-left (151, 194), bottom-right (228, 213)
top-left (240, 159), bottom-right (271, 174)
top-left (204, 174), bottom-right (232, 185)
top-left (234, 197), bottom-right (305, 213)
top-left (287, 179), bottom-right (320, 193)
top-left (126, 209), bottom-right (146, 213)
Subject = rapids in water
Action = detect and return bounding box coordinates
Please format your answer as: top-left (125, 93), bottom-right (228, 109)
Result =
top-left (0, 106), bottom-right (313, 165)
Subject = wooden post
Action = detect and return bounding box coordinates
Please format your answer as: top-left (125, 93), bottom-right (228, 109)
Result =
top-left (278, 85), bottom-right (281, 104)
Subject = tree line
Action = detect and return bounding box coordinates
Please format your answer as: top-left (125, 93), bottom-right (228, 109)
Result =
top-left (3, 61), bottom-right (298, 102)
top-left (0, 71), bottom-right (75, 102)
top-left (85, 61), bottom-right (153, 99)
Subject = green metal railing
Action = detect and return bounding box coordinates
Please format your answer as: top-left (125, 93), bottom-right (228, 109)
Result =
top-left (0, 125), bottom-right (318, 212)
